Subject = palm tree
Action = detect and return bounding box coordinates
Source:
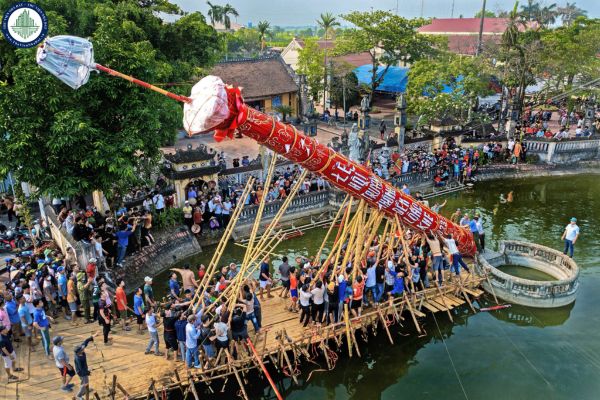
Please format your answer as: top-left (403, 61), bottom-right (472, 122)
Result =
top-left (316, 12), bottom-right (340, 108)
top-left (537, 3), bottom-right (557, 27)
top-left (520, 0), bottom-right (540, 22)
top-left (557, 2), bottom-right (587, 26)
top-left (207, 1), bottom-right (223, 27)
top-left (221, 3), bottom-right (239, 30)
top-left (257, 20), bottom-right (271, 51)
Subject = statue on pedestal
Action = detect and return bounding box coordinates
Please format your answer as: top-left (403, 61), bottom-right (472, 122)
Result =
top-left (348, 123), bottom-right (361, 162)
top-left (379, 146), bottom-right (391, 179)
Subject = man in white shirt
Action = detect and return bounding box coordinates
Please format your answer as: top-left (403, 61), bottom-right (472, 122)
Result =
top-left (144, 307), bottom-right (163, 356)
top-left (443, 233), bottom-right (470, 277)
top-left (561, 217), bottom-right (580, 258)
top-left (152, 193), bottom-right (165, 214)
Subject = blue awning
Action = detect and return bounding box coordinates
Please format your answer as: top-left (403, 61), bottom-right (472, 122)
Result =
top-left (354, 65), bottom-right (409, 93)
top-left (354, 64), bottom-right (468, 96)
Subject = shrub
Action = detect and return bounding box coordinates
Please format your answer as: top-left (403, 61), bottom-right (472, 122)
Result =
top-left (154, 207), bottom-right (184, 230)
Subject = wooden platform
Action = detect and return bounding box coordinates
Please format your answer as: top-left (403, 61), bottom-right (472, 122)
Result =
top-left (3, 270), bottom-right (484, 400)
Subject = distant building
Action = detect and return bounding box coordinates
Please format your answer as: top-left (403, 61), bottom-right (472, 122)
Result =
top-left (417, 18), bottom-right (516, 55)
top-left (209, 55), bottom-right (299, 114)
top-left (211, 21), bottom-right (243, 32)
top-left (281, 37), bottom-right (371, 71)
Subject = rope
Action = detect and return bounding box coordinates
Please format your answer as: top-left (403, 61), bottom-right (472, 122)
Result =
top-left (494, 318), bottom-right (554, 389)
top-left (431, 312), bottom-right (470, 400)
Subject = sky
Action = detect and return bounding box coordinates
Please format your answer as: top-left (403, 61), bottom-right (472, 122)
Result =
top-left (172, 0), bottom-right (599, 27)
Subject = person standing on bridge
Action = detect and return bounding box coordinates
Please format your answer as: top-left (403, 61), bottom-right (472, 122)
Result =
top-left (73, 333), bottom-right (97, 400)
top-left (561, 217), bottom-right (580, 258)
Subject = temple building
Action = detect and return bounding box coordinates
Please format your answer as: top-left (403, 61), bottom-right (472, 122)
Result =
top-left (162, 145), bottom-right (222, 207)
top-left (209, 55), bottom-right (300, 115)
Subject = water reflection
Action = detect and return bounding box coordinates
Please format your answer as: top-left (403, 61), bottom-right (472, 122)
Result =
top-left (479, 299), bottom-right (575, 328)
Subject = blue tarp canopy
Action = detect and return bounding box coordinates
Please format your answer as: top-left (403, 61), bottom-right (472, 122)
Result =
top-left (354, 65), bottom-right (409, 93)
top-left (354, 64), bottom-right (463, 95)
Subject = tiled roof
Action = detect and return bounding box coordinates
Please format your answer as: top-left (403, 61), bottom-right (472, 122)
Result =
top-left (445, 35), bottom-right (502, 55)
top-left (209, 55), bottom-right (298, 100)
top-left (333, 52), bottom-right (373, 68)
top-left (418, 18), bottom-right (510, 34)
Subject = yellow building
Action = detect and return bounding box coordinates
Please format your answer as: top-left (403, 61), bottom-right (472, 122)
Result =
top-left (209, 55), bottom-right (299, 116)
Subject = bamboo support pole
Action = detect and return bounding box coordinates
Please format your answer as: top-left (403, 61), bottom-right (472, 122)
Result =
top-left (187, 373), bottom-right (200, 400)
top-left (433, 281), bottom-right (454, 322)
top-left (378, 308), bottom-right (394, 345)
top-left (402, 292), bottom-right (422, 334)
top-left (375, 219), bottom-right (391, 261)
top-left (226, 350), bottom-right (250, 400)
top-left (343, 303), bottom-right (353, 357)
top-left (242, 155), bottom-right (279, 269)
top-left (190, 177), bottom-right (255, 311)
top-left (314, 193), bottom-right (351, 265)
top-left (248, 169), bottom-right (309, 261)
top-left (246, 338), bottom-right (283, 400)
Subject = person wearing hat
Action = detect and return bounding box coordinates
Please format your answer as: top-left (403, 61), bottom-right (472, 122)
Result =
top-left (143, 276), bottom-right (156, 309)
top-left (73, 333), bottom-right (98, 400)
top-left (77, 271), bottom-right (92, 323)
top-left (561, 217), bottom-right (580, 258)
top-left (52, 336), bottom-right (75, 392)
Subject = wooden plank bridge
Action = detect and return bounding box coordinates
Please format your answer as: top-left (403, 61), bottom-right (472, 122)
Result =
top-left (2, 269), bottom-right (485, 400)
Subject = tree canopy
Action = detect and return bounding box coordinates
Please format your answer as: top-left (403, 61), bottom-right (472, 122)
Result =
top-left (297, 38), bottom-right (325, 100)
top-left (0, 0), bottom-right (221, 198)
top-left (407, 55), bottom-right (493, 126)
top-left (335, 11), bottom-right (438, 95)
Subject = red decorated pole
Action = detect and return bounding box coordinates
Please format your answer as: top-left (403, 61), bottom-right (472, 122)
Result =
top-left (210, 87), bottom-right (477, 256)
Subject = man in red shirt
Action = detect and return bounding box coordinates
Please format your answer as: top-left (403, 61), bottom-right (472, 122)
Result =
top-left (86, 259), bottom-right (97, 283)
top-left (115, 279), bottom-right (130, 331)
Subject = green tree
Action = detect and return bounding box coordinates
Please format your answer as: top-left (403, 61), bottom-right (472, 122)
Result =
top-left (206, 1), bottom-right (222, 26)
top-left (297, 38), bottom-right (325, 101)
top-left (220, 3), bottom-right (239, 30)
top-left (273, 105), bottom-right (293, 122)
top-left (257, 20), bottom-right (271, 51)
top-left (407, 55), bottom-right (493, 126)
top-left (227, 28), bottom-right (262, 57)
top-left (335, 11), bottom-right (438, 96)
top-left (539, 17), bottom-right (600, 89)
top-left (0, 0), bottom-right (220, 199)
top-left (316, 12), bottom-right (340, 108)
top-left (475, 10), bottom-right (496, 18)
top-left (329, 67), bottom-right (360, 113)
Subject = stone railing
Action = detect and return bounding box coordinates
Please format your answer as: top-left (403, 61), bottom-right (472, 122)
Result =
top-left (43, 205), bottom-right (96, 268)
top-left (525, 137), bottom-right (600, 163)
top-left (237, 189), bottom-right (331, 224)
top-left (477, 240), bottom-right (579, 308)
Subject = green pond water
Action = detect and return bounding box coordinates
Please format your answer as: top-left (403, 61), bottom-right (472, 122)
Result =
top-left (158, 174), bottom-right (600, 400)
top-left (497, 265), bottom-right (556, 282)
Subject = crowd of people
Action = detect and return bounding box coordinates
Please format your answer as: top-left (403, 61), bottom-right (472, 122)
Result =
top-left (183, 164), bottom-right (330, 233)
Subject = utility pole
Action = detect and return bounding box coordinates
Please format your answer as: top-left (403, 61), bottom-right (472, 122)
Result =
top-left (451, 0), bottom-right (455, 18)
top-left (420, 0), bottom-right (424, 18)
top-left (476, 0), bottom-right (487, 56)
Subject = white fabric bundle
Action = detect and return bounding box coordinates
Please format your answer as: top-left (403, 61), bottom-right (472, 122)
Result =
top-left (183, 75), bottom-right (231, 134)
top-left (36, 35), bottom-right (95, 90)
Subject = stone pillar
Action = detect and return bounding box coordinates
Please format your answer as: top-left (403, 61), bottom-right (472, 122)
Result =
top-left (358, 94), bottom-right (370, 162)
top-left (394, 93), bottom-right (407, 152)
top-left (174, 180), bottom-right (186, 207)
top-left (545, 141), bottom-right (557, 164)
